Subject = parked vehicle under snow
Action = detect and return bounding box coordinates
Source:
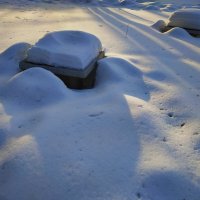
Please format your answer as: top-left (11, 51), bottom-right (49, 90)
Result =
top-left (166, 9), bottom-right (200, 36)
top-left (20, 31), bottom-right (104, 89)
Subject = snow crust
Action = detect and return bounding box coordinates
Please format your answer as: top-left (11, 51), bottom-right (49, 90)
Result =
top-left (26, 31), bottom-right (102, 70)
top-left (168, 9), bottom-right (200, 30)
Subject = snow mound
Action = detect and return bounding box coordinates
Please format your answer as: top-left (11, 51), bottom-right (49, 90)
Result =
top-left (165, 27), bottom-right (192, 39)
top-left (143, 171), bottom-right (200, 200)
top-left (0, 43), bottom-right (31, 85)
top-left (96, 57), bottom-right (148, 100)
top-left (168, 9), bottom-right (200, 30)
top-left (26, 31), bottom-right (102, 70)
top-left (151, 20), bottom-right (167, 32)
top-left (118, 0), bottom-right (135, 6)
top-left (194, 138), bottom-right (200, 152)
top-left (145, 5), bottom-right (160, 11)
top-left (0, 42), bottom-right (31, 62)
top-left (0, 68), bottom-right (67, 109)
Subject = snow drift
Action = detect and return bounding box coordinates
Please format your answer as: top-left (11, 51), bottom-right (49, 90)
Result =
top-left (0, 68), bottom-right (67, 110)
top-left (168, 9), bottom-right (200, 30)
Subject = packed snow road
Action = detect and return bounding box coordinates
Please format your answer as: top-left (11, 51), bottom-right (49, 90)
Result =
top-left (0, 2), bottom-right (200, 200)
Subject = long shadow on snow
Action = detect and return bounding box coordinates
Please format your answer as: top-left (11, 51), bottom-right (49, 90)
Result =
top-left (88, 7), bottom-right (200, 199)
top-left (117, 8), bottom-right (154, 24)
top-left (140, 170), bottom-right (200, 200)
top-left (0, 44), bottom-right (148, 199)
top-left (89, 7), bottom-right (200, 93)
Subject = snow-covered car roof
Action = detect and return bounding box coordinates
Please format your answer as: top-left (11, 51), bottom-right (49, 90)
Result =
top-left (168, 9), bottom-right (200, 30)
top-left (26, 31), bottom-right (102, 71)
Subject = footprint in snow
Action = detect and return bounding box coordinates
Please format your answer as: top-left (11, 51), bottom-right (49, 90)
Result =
top-left (88, 112), bottom-right (104, 117)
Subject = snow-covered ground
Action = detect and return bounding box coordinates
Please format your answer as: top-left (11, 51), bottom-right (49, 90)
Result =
top-left (0, 1), bottom-right (200, 200)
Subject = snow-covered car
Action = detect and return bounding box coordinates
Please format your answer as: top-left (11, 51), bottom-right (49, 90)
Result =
top-left (166, 9), bottom-right (200, 36)
top-left (20, 31), bottom-right (104, 89)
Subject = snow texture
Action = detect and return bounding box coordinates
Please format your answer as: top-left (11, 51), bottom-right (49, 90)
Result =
top-left (168, 9), bottom-right (200, 30)
top-left (165, 27), bottom-right (192, 39)
top-left (0, 1), bottom-right (200, 200)
top-left (151, 20), bottom-right (167, 32)
top-left (0, 67), bottom-right (67, 110)
top-left (26, 31), bottom-right (102, 70)
top-left (0, 43), bottom-right (31, 85)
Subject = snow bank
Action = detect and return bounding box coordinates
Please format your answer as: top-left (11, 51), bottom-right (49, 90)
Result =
top-left (0, 68), bottom-right (67, 109)
top-left (26, 31), bottom-right (102, 70)
top-left (168, 9), bottom-right (200, 30)
top-left (0, 43), bottom-right (31, 85)
top-left (0, 2), bottom-right (200, 200)
top-left (0, 0), bottom-right (200, 10)
top-left (90, 0), bottom-right (135, 7)
top-left (151, 20), bottom-right (167, 32)
top-left (165, 27), bottom-right (192, 39)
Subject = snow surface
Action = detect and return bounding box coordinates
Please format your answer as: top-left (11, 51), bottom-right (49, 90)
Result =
top-left (168, 8), bottom-right (200, 30)
top-left (0, 67), bottom-right (68, 110)
top-left (0, 1), bottom-right (200, 200)
top-left (151, 20), bottom-right (166, 32)
top-left (165, 27), bottom-right (193, 39)
top-left (26, 31), bottom-right (102, 70)
top-left (0, 43), bottom-right (31, 85)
